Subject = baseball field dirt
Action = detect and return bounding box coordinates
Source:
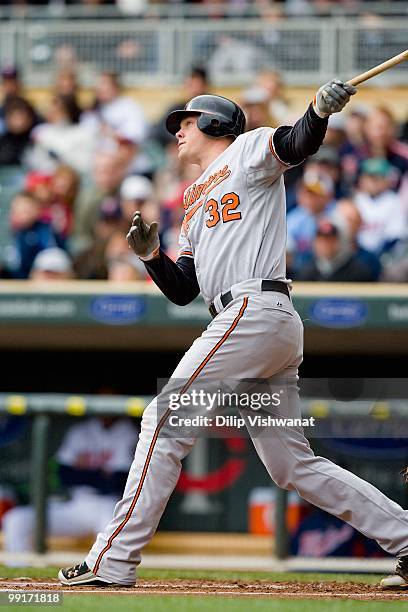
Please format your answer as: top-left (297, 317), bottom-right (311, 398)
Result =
top-left (0, 567), bottom-right (407, 609)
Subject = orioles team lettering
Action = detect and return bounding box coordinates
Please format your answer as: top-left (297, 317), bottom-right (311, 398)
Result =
top-left (183, 165), bottom-right (231, 211)
top-left (182, 164), bottom-right (232, 231)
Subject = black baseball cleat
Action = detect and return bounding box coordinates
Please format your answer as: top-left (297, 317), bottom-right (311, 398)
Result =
top-left (58, 561), bottom-right (117, 587)
top-left (380, 555), bottom-right (408, 589)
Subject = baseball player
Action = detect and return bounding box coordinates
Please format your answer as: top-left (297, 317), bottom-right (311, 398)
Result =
top-left (59, 82), bottom-right (408, 589)
top-left (4, 417), bottom-right (138, 555)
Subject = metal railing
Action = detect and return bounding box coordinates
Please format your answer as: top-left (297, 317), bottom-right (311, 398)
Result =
top-left (0, 17), bottom-right (407, 87)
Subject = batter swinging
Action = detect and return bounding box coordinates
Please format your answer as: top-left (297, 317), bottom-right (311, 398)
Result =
top-left (59, 82), bottom-right (408, 590)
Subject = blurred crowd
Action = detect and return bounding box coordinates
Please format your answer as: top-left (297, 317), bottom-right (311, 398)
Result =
top-left (0, 0), bottom-right (407, 18)
top-left (0, 63), bottom-right (407, 284)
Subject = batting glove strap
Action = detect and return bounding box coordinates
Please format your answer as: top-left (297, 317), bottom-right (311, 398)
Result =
top-left (314, 79), bottom-right (357, 117)
top-left (139, 246), bottom-right (161, 262)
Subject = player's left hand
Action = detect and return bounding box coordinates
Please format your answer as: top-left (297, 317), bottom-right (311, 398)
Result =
top-left (126, 211), bottom-right (160, 259)
top-left (314, 79), bottom-right (357, 117)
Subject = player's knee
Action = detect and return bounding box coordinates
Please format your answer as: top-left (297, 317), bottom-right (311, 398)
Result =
top-left (270, 449), bottom-right (313, 489)
top-left (156, 435), bottom-right (195, 462)
top-left (274, 452), bottom-right (319, 490)
top-left (270, 462), bottom-right (296, 490)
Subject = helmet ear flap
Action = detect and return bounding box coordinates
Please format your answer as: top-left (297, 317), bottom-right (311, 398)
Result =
top-left (197, 113), bottom-right (231, 138)
top-left (207, 116), bottom-right (223, 137)
top-left (197, 112), bottom-right (216, 137)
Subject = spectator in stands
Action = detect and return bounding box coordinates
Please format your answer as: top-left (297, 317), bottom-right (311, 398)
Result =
top-left (362, 106), bottom-right (408, 192)
top-left (323, 113), bottom-right (347, 150)
top-left (24, 171), bottom-right (67, 246)
top-left (342, 106), bottom-right (368, 152)
top-left (296, 218), bottom-right (376, 282)
top-left (54, 69), bottom-right (80, 102)
top-left (284, 145), bottom-right (347, 213)
top-left (353, 158), bottom-right (406, 256)
top-left (240, 87), bottom-right (275, 131)
top-left (24, 171), bottom-right (54, 211)
top-left (333, 198), bottom-right (381, 280)
top-left (8, 191), bottom-right (59, 279)
top-left (0, 97), bottom-right (36, 166)
top-left (81, 71), bottom-right (148, 156)
top-left (118, 175), bottom-right (160, 264)
top-left (29, 247), bottom-right (75, 281)
top-left (15, 167), bottom-right (76, 250)
top-left (154, 134), bottom-right (202, 208)
top-left (254, 69), bottom-right (291, 125)
top-left (154, 149), bottom-right (201, 257)
top-left (0, 66), bottom-right (42, 136)
top-left (104, 231), bottom-right (148, 282)
top-left (307, 146), bottom-right (346, 198)
top-left (2, 417), bottom-right (138, 555)
top-left (72, 152), bottom-right (127, 254)
top-left (119, 175), bottom-right (157, 228)
top-left (0, 66), bottom-right (22, 127)
top-left (287, 170), bottom-right (336, 274)
top-left (380, 239), bottom-right (408, 283)
top-left (339, 106), bottom-right (369, 192)
top-left (151, 65), bottom-right (210, 148)
top-left (73, 237), bottom-right (108, 281)
top-left (15, 167), bottom-right (75, 251)
top-left (29, 94), bottom-right (95, 174)
top-left (39, 165), bottom-right (80, 247)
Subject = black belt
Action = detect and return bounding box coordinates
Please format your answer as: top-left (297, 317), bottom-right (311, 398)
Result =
top-left (209, 280), bottom-right (290, 318)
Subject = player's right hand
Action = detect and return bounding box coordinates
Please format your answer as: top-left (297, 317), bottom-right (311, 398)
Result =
top-left (313, 79), bottom-right (357, 117)
top-left (126, 211), bottom-right (160, 259)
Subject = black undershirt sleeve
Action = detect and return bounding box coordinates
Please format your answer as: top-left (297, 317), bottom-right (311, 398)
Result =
top-left (143, 250), bottom-right (200, 306)
top-left (273, 103), bottom-right (329, 166)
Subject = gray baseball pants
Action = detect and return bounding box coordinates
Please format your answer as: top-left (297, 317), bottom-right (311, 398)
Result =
top-left (85, 285), bottom-right (408, 584)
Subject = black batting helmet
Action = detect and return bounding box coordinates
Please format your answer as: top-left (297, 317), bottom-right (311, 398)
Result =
top-left (166, 94), bottom-right (246, 139)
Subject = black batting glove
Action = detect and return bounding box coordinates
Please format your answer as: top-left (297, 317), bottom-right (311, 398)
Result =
top-left (313, 79), bottom-right (357, 117)
top-left (126, 211), bottom-right (160, 260)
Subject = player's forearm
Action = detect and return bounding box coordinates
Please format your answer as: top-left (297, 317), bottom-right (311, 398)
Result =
top-left (143, 250), bottom-right (200, 306)
top-left (273, 103), bottom-right (328, 166)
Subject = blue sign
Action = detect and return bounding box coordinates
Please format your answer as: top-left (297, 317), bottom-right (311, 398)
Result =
top-left (310, 298), bottom-right (367, 328)
top-left (90, 296), bottom-right (145, 325)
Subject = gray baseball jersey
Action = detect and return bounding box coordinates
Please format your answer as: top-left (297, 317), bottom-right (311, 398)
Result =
top-left (178, 127), bottom-right (290, 304)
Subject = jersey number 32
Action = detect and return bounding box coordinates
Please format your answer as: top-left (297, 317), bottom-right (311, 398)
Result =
top-left (205, 192), bottom-right (242, 229)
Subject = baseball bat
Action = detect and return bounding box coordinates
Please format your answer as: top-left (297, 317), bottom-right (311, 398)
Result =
top-left (346, 49), bottom-right (408, 87)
